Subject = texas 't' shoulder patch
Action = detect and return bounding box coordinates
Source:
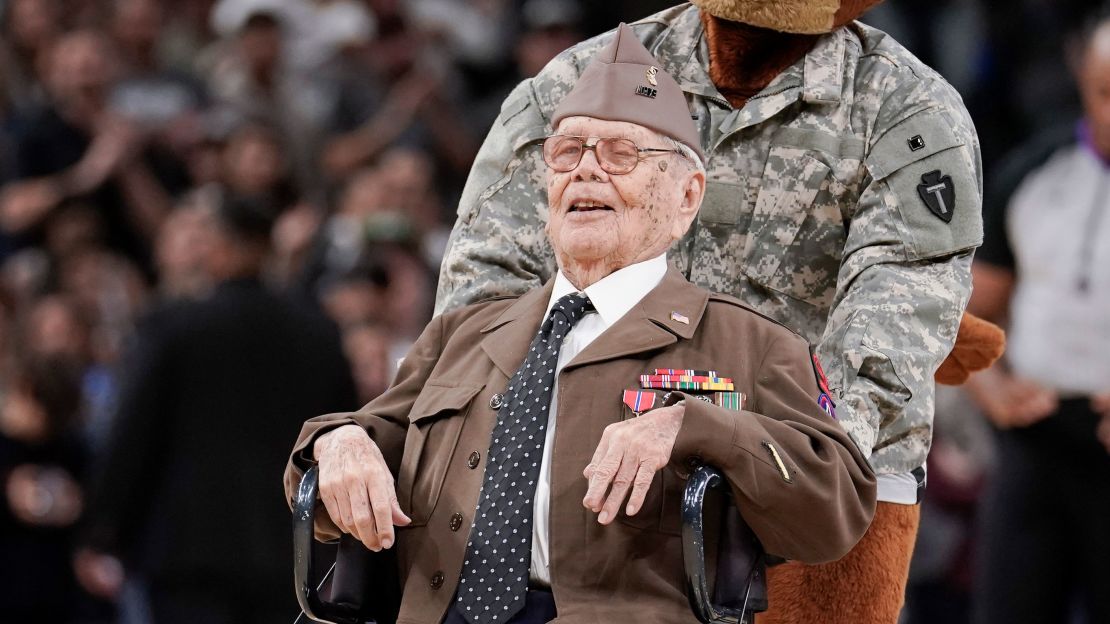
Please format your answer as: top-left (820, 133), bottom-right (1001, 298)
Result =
top-left (867, 111), bottom-right (983, 259)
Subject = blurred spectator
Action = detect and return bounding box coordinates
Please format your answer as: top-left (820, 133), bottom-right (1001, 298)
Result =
top-left (405, 0), bottom-right (516, 74)
top-left (108, 0), bottom-right (207, 153)
top-left (78, 194), bottom-right (357, 624)
top-left (468, 0), bottom-right (585, 134)
top-left (340, 321), bottom-right (393, 404)
top-left (0, 0), bottom-right (61, 119)
top-left (318, 12), bottom-right (478, 192)
top-left (204, 7), bottom-right (332, 191)
top-left (0, 29), bottom-right (188, 269)
top-left (153, 201), bottom-right (217, 301)
top-left (299, 160), bottom-right (435, 333)
top-left (964, 10), bottom-right (1110, 624)
top-left (219, 121), bottom-right (296, 210)
top-left (211, 0), bottom-right (376, 74)
top-left (0, 356), bottom-right (89, 622)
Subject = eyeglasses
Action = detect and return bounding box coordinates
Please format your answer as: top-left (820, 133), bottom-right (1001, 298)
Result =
top-left (542, 135), bottom-right (686, 175)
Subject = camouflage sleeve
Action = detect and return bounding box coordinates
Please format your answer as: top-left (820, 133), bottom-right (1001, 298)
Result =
top-left (434, 35), bottom-right (613, 314)
top-left (433, 77), bottom-right (555, 315)
top-left (816, 87), bottom-right (982, 475)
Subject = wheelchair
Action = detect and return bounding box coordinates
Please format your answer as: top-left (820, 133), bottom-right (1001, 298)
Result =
top-left (294, 465), bottom-right (766, 624)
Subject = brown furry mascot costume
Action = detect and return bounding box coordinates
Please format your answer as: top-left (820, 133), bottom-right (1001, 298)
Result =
top-left (688, 3), bottom-right (1005, 622)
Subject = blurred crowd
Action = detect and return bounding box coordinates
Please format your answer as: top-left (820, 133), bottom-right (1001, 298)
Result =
top-left (0, 0), bottom-right (1105, 623)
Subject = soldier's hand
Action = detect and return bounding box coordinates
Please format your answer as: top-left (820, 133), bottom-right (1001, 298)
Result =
top-left (582, 404), bottom-right (684, 524)
top-left (313, 424), bottom-right (410, 551)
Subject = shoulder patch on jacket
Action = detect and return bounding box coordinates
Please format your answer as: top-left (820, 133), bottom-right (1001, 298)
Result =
top-left (867, 111), bottom-right (983, 260)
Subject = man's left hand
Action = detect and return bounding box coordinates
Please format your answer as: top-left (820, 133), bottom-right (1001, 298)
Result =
top-left (583, 404), bottom-right (684, 524)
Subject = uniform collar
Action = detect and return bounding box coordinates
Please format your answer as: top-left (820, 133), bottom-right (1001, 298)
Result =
top-left (546, 254), bottom-right (669, 328)
top-left (480, 265), bottom-right (708, 378)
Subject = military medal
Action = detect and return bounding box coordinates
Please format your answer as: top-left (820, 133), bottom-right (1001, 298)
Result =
top-left (622, 389), bottom-right (657, 415)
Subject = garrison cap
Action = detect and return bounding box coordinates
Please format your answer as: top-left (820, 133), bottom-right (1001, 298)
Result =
top-left (551, 23), bottom-right (704, 163)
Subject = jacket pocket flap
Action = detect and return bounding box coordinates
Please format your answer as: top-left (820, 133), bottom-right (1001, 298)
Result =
top-left (409, 383), bottom-right (485, 425)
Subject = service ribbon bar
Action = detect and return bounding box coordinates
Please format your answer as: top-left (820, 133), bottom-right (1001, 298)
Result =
top-left (712, 391), bottom-right (745, 411)
top-left (654, 368), bottom-right (719, 378)
top-left (622, 389), bottom-right (657, 414)
top-left (639, 375), bottom-right (735, 391)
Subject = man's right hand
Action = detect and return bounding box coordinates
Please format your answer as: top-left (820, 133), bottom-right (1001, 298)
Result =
top-left (313, 424), bottom-right (411, 551)
top-left (966, 367), bottom-right (1057, 429)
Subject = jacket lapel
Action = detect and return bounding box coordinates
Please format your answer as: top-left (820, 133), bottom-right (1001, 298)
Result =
top-left (565, 268), bottom-right (709, 370)
top-left (479, 280), bottom-right (554, 378)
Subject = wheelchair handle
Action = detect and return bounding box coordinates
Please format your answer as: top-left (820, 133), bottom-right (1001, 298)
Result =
top-left (682, 465), bottom-right (756, 624)
top-left (294, 466), bottom-right (363, 624)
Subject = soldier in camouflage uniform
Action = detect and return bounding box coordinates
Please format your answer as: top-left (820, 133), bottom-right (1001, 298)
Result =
top-left (436, 2), bottom-right (983, 622)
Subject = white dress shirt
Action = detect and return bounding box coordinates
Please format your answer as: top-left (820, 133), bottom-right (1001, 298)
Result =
top-left (528, 254), bottom-right (668, 586)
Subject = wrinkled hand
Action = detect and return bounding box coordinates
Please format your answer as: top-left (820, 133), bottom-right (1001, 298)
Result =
top-left (1091, 394), bottom-right (1110, 454)
top-left (583, 404), bottom-right (684, 524)
top-left (313, 424), bottom-right (410, 551)
top-left (967, 367), bottom-right (1057, 429)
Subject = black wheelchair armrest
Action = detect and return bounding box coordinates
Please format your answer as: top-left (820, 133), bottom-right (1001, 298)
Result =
top-left (294, 466), bottom-right (365, 624)
top-left (295, 466), bottom-right (401, 624)
top-left (682, 465), bottom-right (768, 624)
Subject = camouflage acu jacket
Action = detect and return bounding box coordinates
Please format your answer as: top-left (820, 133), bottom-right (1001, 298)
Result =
top-left (434, 4), bottom-right (983, 481)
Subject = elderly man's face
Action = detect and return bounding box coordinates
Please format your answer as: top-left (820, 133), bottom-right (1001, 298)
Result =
top-left (545, 116), bottom-right (702, 274)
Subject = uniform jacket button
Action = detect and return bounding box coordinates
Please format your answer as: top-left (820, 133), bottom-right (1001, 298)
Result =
top-left (467, 451), bottom-right (481, 469)
top-left (430, 571), bottom-right (445, 589)
top-left (489, 393), bottom-right (505, 410)
top-left (686, 454), bottom-right (703, 470)
top-left (450, 512), bottom-right (464, 532)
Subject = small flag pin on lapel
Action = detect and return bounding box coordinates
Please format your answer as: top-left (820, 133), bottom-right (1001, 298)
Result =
top-left (670, 311), bottom-right (689, 324)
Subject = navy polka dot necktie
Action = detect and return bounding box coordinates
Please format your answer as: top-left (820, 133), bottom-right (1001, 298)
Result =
top-left (457, 291), bottom-right (594, 624)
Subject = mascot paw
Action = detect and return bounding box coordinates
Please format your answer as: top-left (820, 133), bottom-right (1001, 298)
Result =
top-left (934, 312), bottom-right (1006, 386)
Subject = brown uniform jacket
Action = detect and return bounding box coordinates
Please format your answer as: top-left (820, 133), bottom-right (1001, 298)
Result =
top-left (285, 269), bottom-right (876, 624)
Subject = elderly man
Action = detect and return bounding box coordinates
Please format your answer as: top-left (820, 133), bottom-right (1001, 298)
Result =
top-left (285, 26), bottom-right (875, 624)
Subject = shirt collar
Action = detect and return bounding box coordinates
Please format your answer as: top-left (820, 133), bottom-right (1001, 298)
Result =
top-left (547, 254), bottom-right (669, 328)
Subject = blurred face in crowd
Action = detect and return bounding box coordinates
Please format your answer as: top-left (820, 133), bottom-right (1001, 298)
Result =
top-left (321, 279), bottom-right (383, 329)
top-left (45, 204), bottom-right (106, 260)
top-left (1080, 21), bottom-right (1110, 160)
top-left (155, 205), bottom-right (216, 297)
top-left (25, 295), bottom-right (90, 361)
top-left (45, 30), bottom-right (118, 113)
top-left (6, 0), bottom-right (60, 54)
top-left (111, 0), bottom-right (164, 60)
top-left (339, 168), bottom-right (389, 217)
top-left (223, 126), bottom-right (286, 196)
top-left (378, 148), bottom-right (434, 198)
top-left (239, 14), bottom-right (283, 76)
top-left (544, 116), bottom-right (704, 284)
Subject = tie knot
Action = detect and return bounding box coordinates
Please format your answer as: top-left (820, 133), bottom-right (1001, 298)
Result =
top-left (549, 291), bottom-right (594, 327)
